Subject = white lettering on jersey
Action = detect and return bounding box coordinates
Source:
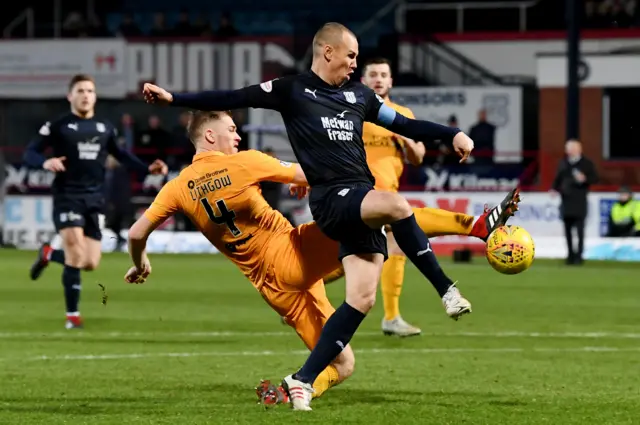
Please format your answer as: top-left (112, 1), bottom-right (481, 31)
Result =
top-left (77, 138), bottom-right (101, 160)
top-left (321, 116), bottom-right (355, 142)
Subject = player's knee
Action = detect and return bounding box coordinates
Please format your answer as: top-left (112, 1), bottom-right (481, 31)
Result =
top-left (83, 257), bottom-right (100, 271)
top-left (347, 291), bottom-right (376, 313)
top-left (386, 194), bottom-right (413, 222)
top-left (62, 242), bottom-right (85, 268)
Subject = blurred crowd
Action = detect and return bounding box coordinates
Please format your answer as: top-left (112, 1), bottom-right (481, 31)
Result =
top-left (584, 0), bottom-right (639, 28)
top-left (59, 10), bottom-right (240, 39)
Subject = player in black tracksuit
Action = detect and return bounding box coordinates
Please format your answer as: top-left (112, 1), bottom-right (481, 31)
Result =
top-left (24, 74), bottom-right (168, 329)
top-left (143, 23), bottom-right (517, 410)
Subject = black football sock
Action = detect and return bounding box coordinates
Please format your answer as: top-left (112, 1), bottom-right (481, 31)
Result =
top-left (50, 249), bottom-right (65, 265)
top-left (391, 214), bottom-right (454, 297)
top-left (294, 302), bottom-right (365, 384)
top-left (62, 265), bottom-right (81, 313)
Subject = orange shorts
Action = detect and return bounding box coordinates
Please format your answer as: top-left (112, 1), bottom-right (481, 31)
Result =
top-left (258, 222), bottom-right (340, 349)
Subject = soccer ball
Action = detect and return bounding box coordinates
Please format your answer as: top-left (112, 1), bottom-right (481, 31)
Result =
top-left (485, 225), bottom-right (535, 275)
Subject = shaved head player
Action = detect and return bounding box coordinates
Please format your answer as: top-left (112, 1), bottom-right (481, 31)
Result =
top-left (142, 22), bottom-right (516, 410)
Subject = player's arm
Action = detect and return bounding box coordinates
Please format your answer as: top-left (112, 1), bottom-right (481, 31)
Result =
top-left (142, 77), bottom-right (292, 112)
top-left (364, 90), bottom-right (473, 163)
top-left (126, 181), bottom-right (180, 283)
top-left (241, 150), bottom-right (307, 185)
top-left (396, 135), bottom-right (426, 166)
top-left (24, 121), bottom-right (66, 171)
top-left (106, 127), bottom-right (167, 175)
top-left (395, 109), bottom-right (426, 166)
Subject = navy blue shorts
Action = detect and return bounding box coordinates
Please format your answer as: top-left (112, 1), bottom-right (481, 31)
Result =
top-left (52, 193), bottom-right (105, 241)
top-left (310, 183), bottom-right (387, 261)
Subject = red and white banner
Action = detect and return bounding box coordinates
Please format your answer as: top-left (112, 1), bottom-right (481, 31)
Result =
top-left (0, 37), bottom-right (295, 98)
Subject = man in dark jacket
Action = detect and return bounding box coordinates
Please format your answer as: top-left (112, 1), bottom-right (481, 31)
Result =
top-left (552, 140), bottom-right (598, 265)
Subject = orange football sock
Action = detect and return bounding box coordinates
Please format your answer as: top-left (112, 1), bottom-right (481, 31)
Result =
top-left (323, 267), bottom-right (345, 284)
top-left (412, 207), bottom-right (474, 237)
top-left (312, 365), bottom-right (340, 398)
top-left (381, 255), bottom-right (406, 320)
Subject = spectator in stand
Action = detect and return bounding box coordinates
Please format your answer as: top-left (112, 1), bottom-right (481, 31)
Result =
top-left (468, 109), bottom-right (495, 165)
top-left (88, 16), bottom-right (111, 37)
top-left (171, 111), bottom-right (194, 168)
top-left (193, 13), bottom-right (213, 36)
top-left (173, 9), bottom-right (196, 36)
top-left (118, 13), bottom-right (142, 36)
top-left (62, 12), bottom-right (88, 38)
top-left (607, 186), bottom-right (640, 237)
top-left (149, 12), bottom-right (170, 37)
top-left (217, 12), bottom-right (239, 38)
top-left (552, 139), bottom-right (598, 265)
top-left (136, 115), bottom-right (171, 165)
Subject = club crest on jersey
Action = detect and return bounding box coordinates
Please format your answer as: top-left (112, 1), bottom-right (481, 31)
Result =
top-left (96, 123), bottom-right (106, 133)
top-left (343, 91), bottom-right (356, 104)
top-left (260, 80), bottom-right (274, 93)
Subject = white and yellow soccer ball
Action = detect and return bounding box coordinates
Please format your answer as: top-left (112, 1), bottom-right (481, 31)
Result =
top-left (485, 225), bottom-right (535, 275)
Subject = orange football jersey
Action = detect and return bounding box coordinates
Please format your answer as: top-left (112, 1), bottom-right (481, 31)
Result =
top-left (144, 150), bottom-right (297, 287)
top-left (363, 100), bottom-right (415, 192)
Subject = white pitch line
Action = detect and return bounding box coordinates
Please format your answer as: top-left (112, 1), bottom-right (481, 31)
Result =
top-left (10, 346), bottom-right (640, 362)
top-left (2, 330), bottom-right (640, 339)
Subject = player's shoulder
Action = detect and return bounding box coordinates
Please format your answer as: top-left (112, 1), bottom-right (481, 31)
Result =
top-left (235, 149), bottom-right (272, 164)
top-left (91, 117), bottom-right (117, 133)
top-left (388, 102), bottom-right (414, 116)
top-left (44, 113), bottom-right (75, 128)
top-left (351, 81), bottom-right (384, 102)
top-left (259, 74), bottom-right (298, 93)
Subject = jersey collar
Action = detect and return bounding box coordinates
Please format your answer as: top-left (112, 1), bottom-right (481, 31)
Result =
top-left (193, 150), bottom-right (225, 162)
top-left (307, 70), bottom-right (345, 90)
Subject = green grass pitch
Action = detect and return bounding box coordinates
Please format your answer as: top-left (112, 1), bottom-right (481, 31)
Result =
top-left (0, 249), bottom-right (639, 424)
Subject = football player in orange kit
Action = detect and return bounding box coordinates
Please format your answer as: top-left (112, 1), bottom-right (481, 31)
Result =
top-left (323, 57), bottom-right (520, 337)
top-left (124, 110), bottom-right (518, 405)
top-left (125, 110), bottom-right (353, 404)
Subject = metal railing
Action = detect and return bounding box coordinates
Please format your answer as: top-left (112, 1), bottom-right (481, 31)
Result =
top-left (395, 0), bottom-right (540, 33)
top-left (3, 8), bottom-right (34, 38)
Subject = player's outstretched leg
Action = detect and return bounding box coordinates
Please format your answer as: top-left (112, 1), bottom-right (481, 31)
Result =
top-left (469, 188), bottom-right (521, 240)
top-left (411, 188), bottom-right (521, 240)
top-left (30, 242), bottom-right (66, 280)
top-left (363, 190), bottom-right (471, 320)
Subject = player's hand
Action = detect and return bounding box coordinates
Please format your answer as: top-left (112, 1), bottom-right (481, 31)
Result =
top-left (452, 132), bottom-right (474, 163)
top-left (289, 184), bottom-right (309, 200)
top-left (143, 83), bottom-right (173, 105)
top-left (148, 159), bottom-right (168, 175)
top-left (124, 263), bottom-right (152, 284)
top-left (43, 156), bottom-right (66, 172)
